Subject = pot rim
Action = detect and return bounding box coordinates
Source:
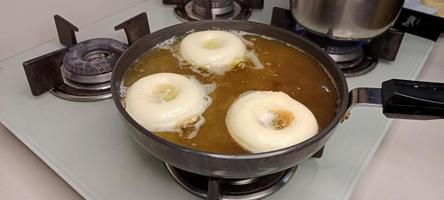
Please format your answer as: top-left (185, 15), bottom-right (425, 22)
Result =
top-left (111, 20), bottom-right (349, 161)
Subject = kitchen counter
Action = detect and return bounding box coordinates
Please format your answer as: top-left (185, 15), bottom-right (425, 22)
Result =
top-left (0, 0), bottom-right (443, 199)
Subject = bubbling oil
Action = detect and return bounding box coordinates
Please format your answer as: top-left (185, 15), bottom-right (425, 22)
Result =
top-left (123, 34), bottom-right (338, 154)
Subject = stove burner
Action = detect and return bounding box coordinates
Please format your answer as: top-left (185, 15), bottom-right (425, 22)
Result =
top-left (163, 0), bottom-right (263, 21)
top-left (175, 0), bottom-right (250, 21)
top-left (166, 164), bottom-right (297, 200)
top-left (62, 38), bottom-right (127, 84)
top-left (301, 32), bottom-right (378, 77)
top-left (50, 83), bottom-right (113, 102)
top-left (338, 55), bottom-right (378, 77)
top-left (23, 13), bottom-right (151, 102)
top-left (328, 48), bottom-right (363, 63)
top-left (193, 0), bottom-right (234, 16)
top-left (325, 44), bottom-right (377, 77)
top-left (53, 38), bottom-right (128, 101)
top-left (324, 42), bottom-right (364, 56)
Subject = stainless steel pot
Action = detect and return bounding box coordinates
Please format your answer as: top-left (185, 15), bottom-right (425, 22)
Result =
top-left (111, 20), bottom-right (444, 183)
top-left (290, 0), bottom-right (405, 40)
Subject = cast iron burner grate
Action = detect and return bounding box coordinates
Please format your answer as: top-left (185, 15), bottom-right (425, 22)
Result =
top-left (23, 13), bottom-right (151, 101)
top-left (270, 7), bottom-right (404, 77)
top-left (165, 148), bottom-right (324, 200)
top-left (162, 0), bottom-right (264, 21)
top-left (165, 164), bottom-right (297, 200)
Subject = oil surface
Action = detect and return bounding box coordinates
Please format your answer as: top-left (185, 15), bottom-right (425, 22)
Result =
top-left (124, 34), bottom-right (338, 154)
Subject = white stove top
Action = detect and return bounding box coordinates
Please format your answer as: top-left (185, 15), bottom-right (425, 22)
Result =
top-left (0, 0), bottom-right (435, 199)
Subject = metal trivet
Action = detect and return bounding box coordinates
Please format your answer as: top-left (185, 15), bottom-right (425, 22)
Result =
top-left (23, 13), bottom-right (151, 102)
top-left (163, 0), bottom-right (264, 21)
top-left (165, 164), bottom-right (297, 200)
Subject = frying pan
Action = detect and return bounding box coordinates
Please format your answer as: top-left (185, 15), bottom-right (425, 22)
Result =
top-left (111, 20), bottom-right (444, 182)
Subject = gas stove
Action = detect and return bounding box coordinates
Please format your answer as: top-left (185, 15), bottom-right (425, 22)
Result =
top-left (0, 0), bottom-right (436, 200)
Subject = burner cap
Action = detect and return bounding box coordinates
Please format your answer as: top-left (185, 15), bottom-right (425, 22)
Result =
top-left (301, 32), bottom-right (378, 77)
top-left (328, 47), bottom-right (364, 63)
top-left (174, 1), bottom-right (251, 21)
top-left (303, 32), bottom-right (365, 55)
top-left (324, 41), bottom-right (364, 56)
top-left (193, 0), bottom-right (234, 16)
top-left (166, 164), bottom-right (297, 200)
top-left (339, 54), bottom-right (378, 77)
top-left (63, 38), bottom-right (127, 84)
top-left (51, 38), bottom-right (128, 101)
top-left (193, 0), bottom-right (233, 8)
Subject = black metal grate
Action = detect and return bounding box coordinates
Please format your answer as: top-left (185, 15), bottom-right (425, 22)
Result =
top-left (23, 13), bottom-right (151, 101)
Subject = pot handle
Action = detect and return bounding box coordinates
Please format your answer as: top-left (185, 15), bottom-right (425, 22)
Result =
top-left (207, 177), bottom-right (221, 200)
top-left (348, 79), bottom-right (444, 120)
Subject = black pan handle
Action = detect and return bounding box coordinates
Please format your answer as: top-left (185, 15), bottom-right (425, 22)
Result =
top-left (382, 79), bottom-right (444, 120)
top-left (348, 79), bottom-right (444, 120)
